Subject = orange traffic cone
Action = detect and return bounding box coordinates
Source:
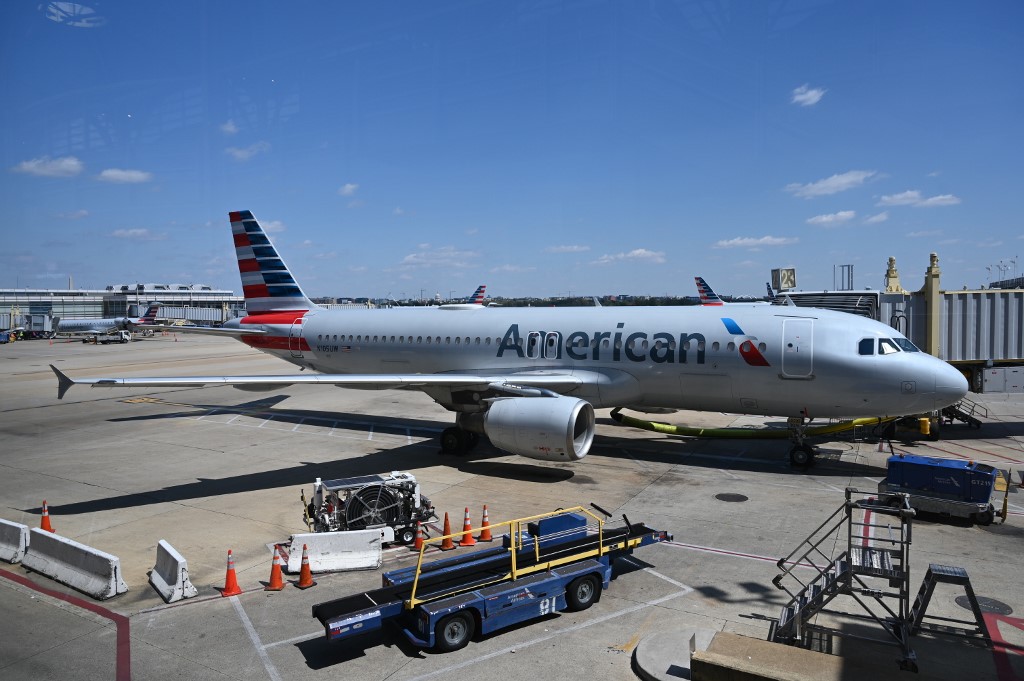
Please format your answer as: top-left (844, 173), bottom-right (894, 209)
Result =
top-left (439, 512), bottom-right (456, 551)
top-left (40, 500), bottom-right (55, 533)
top-left (295, 544), bottom-right (316, 589)
top-left (477, 505), bottom-right (493, 542)
top-left (264, 546), bottom-right (285, 591)
top-left (457, 507), bottom-right (477, 547)
top-left (412, 521), bottom-right (425, 551)
top-left (221, 549), bottom-right (243, 597)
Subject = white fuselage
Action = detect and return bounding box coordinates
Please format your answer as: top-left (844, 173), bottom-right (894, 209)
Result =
top-left (227, 303), bottom-right (966, 419)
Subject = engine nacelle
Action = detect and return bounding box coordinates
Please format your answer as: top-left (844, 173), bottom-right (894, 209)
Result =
top-left (482, 396), bottom-right (595, 462)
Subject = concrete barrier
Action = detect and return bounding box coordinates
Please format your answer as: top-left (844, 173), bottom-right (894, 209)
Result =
top-left (21, 528), bottom-right (129, 600)
top-left (149, 539), bottom-right (199, 603)
top-left (282, 528), bottom-right (384, 573)
top-left (0, 518), bottom-right (30, 563)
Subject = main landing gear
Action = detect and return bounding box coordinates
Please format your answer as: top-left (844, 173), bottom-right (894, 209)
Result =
top-left (788, 418), bottom-right (818, 469)
top-left (440, 427), bottom-right (480, 456)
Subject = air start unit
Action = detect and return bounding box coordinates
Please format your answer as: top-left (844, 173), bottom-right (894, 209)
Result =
top-left (304, 471), bottom-right (436, 546)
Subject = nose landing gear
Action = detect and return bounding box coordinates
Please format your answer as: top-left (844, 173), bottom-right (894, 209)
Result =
top-left (789, 418), bottom-right (817, 468)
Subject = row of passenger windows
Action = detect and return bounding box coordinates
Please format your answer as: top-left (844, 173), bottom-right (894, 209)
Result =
top-left (317, 334), bottom-right (490, 345)
top-left (314, 332), bottom-right (767, 354)
top-left (858, 337), bottom-right (920, 356)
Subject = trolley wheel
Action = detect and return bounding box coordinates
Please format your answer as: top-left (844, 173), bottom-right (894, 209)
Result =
top-left (566, 574), bottom-right (600, 612)
top-left (397, 526), bottom-right (417, 545)
top-left (789, 445), bottom-right (814, 468)
top-left (974, 508), bottom-right (995, 526)
top-left (435, 611), bottom-right (475, 652)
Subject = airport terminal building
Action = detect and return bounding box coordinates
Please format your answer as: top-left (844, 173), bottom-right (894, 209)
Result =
top-left (0, 283), bottom-right (245, 330)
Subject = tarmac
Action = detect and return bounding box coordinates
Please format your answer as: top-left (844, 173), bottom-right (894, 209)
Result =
top-left (1, 333), bottom-right (1022, 680)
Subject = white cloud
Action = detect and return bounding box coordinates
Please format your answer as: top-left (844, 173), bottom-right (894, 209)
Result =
top-left (592, 248), bottom-right (666, 265)
top-left (111, 228), bottom-right (164, 241)
top-left (864, 211), bottom-right (889, 224)
top-left (546, 245), bottom-right (591, 253)
top-left (785, 170), bottom-right (875, 198)
top-left (262, 220), bottom-right (286, 233)
top-left (97, 168), bottom-right (152, 183)
top-left (806, 210), bottom-right (855, 226)
top-left (220, 120), bottom-right (238, 135)
top-left (878, 190), bottom-right (961, 207)
top-left (225, 141), bottom-right (271, 161)
top-left (490, 264), bottom-right (537, 273)
top-left (878, 190), bottom-right (921, 206)
top-left (791, 84), bottom-right (826, 107)
top-left (399, 245), bottom-right (479, 269)
top-left (714, 236), bottom-right (798, 248)
top-left (338, 183), bottom-right (359, 196)
top-left (13, 156), bottom-right (83, 177)
top-left (915, 194), bottom-right (961, 207)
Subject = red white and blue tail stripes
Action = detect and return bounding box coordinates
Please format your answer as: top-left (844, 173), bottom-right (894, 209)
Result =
top-left (468, 285), bottom-right (486, 305)
top-left (695, 277), bottom-right (724, 306)
top-left (229, 210), bottom-right (314, 314)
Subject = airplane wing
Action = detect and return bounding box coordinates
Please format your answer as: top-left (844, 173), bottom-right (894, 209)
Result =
top-left (134, 324), bottom-right (267, 337)
top-left (50, 364), bottom-right (582, 400)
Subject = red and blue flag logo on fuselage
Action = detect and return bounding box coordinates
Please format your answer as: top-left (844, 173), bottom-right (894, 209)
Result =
top-left (721, 317), bottom-right (771, 366)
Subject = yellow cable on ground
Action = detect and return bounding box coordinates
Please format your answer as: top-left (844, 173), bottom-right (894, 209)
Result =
top-left (609, 408), bottom-right (893, 439)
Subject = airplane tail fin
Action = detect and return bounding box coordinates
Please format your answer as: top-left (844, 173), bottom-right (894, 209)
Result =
top-left (229, 211), bottom-right (316, 314)
top-left (695, 276), bottom-right (724, 305)
top-left (468, 285), bottom-right (486, 305)
top-left (138, 302), bottom-right (160, 324)
top-left (766, 282), bottom-right (779, 303)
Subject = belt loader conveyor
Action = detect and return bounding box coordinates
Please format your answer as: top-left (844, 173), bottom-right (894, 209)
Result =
top-left (311, 506), bottom-right (672, 652)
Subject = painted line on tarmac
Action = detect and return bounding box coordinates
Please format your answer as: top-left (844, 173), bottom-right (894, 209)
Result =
top-left (405, 576), bottom-right (694, 681)
top-left (230, 595), bottom-right (283, 681)
top-left (0, 569), bottom-right (131, 681)
top-left (663, 540), bottom-right (818, 570)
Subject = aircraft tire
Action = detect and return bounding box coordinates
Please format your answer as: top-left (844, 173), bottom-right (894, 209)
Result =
top-left (789, 445), bottom-right (814, 468)
top-left (440, 427), bottom-right (467, 455)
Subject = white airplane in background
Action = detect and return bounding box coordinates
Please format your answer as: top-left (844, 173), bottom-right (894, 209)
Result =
top-left (52, 210), bottom-right (968, 467)
top-left (55, 303), bottom-right (161, 337)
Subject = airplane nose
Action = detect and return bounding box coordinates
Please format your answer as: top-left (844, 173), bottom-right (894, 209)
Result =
top-left (934, 361), bottom-right (969, 409)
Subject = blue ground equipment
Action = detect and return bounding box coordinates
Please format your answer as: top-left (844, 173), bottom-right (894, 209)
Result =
top-left (311, 506), bottom-right (672, 652)
top-left (877, 454), bottom-right (997, 525)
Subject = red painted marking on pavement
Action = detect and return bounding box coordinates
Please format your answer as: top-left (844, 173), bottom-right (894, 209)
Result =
top-left (926, 441), bottom-right (1023, 464)
top-left (983, 612), bottom-right (1024, 681)
top-left (0, 570), bottom-right (130, 681)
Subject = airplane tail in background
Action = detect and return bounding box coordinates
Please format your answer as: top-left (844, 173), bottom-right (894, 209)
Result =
top-left (468, 285), bottom-right (486, 305)
top-left (229, 211), bottom-right (316, 314)
top-left (138, 303), bottom-right (160, 324)
top-left (695, 277), bottom-right (724, 306)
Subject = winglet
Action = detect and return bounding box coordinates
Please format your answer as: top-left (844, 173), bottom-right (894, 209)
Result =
top-left (50, 364), bottom-right (75, 400)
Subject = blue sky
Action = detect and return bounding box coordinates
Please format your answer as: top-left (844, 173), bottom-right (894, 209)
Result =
top-left (2, 1), bottom-right (1021, 299)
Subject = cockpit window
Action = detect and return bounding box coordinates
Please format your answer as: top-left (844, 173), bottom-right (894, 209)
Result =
top-left (858, 338), bottom-right (874, 355)
top-left (893, 338), bottom-right (919, 352)
top-left (878, 338), bottom-right (901, 355)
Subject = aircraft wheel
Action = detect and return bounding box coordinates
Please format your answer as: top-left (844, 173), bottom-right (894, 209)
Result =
top-left (789, 445), bottom-right (814, 468)
top-left (440, 427), bottom-right (466, 455)
top-left (435, 611), bottom-right (475, 652)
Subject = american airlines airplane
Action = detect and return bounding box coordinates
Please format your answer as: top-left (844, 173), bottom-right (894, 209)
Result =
top-left (56, 303), bottom-right (161, 337)
top-left (52, 211), bottom-right (968, 467)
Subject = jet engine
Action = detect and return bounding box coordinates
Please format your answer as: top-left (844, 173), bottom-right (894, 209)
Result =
top-left (481, 396), bottom-right (595, 462)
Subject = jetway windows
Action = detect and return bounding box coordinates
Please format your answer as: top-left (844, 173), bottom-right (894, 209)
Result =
top-left (859, 338), bottom-right (874, 355)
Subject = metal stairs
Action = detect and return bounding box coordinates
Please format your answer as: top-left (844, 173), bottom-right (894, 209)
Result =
top-left (769, 488), bottom-right (918, 670)
top-left (909, 564), bottom-right (991, 644)
top-left (942, 395), bottom-right (987, 429)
